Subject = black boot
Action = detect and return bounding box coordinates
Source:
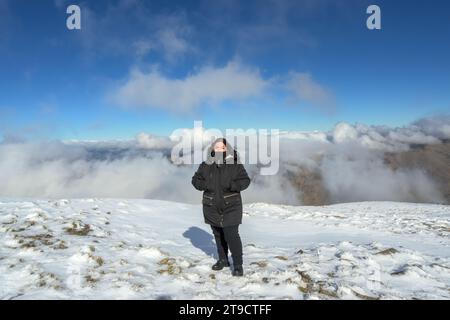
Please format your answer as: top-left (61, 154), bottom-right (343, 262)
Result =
top-left (212, 259), bottom-right (230, 271)
top-left (232, 265), bottom-right (244, 277)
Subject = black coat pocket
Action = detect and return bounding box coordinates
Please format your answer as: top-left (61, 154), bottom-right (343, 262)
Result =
top-left (202, 194), bottom-right (214, 206)
top-left (223, 192), bottom-right (240, 206)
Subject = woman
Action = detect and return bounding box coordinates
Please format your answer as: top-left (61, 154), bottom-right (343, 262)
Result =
top-left (191, 137), bottom-right (251, 276)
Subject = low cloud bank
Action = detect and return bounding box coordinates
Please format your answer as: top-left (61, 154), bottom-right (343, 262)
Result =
top-left (1, 116), bottom-right (449, 205)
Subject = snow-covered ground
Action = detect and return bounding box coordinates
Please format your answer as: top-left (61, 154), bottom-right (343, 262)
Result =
top-left (0, 198), bottom-right (449, 300)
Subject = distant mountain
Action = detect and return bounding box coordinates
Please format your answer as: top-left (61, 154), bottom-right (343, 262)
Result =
top-left (288, 142), bottom-right (450, 205)
top-left (384, 142), bottom-right (450, 203)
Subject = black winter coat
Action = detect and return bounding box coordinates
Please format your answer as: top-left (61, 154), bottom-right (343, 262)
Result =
top-left (191, 145), bottom-right (251, 227)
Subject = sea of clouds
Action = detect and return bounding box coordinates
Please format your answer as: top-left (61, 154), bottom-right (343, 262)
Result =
top-left (0, 116), bottom-right (449, 205)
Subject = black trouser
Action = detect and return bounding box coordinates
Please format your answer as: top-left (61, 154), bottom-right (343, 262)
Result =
top-left (210, 224), bottom-right (243, 266)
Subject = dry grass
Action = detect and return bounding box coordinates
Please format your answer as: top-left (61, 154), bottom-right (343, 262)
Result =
top-left (64, 222), bottom-right (91, 236)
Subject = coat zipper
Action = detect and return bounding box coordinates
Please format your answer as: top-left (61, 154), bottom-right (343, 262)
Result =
top-left (223, 192), bottom-right (239, 198)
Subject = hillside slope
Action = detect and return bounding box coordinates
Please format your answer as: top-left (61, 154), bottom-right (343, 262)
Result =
top-left (0, 198), bottom-right (449, 299)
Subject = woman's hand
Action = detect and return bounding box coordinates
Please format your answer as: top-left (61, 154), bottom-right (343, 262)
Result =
top-left (191, 163), bottom-right (208, 191)
top-left (229, 164), bottom-right (251, 192)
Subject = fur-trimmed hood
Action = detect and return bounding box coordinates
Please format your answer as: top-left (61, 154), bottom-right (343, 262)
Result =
top-left (205, 137), bottom-right (240, 165)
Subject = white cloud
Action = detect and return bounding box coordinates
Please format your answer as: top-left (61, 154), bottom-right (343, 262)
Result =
top-left (332, 122), bottom-right (358, 144)
top-left (387, 129), bottom-right (440, 145)
top-left (319, 144), bottom-right (443, 204)
top-left (1, 116), bottom-right (448, 204)
top-left (111, 60), bottom-right (339, 113)
top-left (413, 115), bottom-right (450, 140)
top-left (323, 120), bottom-right (445, 151)
top-left (286, 72), bottom-right (334, 108)
top-left (112, 61), bottom-right (269, 112)
top-left (135, 133), bottom-right (174, 149)
top-left (155, 16), bottom-right (193, 61)
top-left (131, 22), bottom-right (193, 61)
top-left (75, 1), bottom-right (194, 63)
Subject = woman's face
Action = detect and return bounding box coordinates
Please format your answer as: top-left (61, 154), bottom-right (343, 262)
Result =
top-left (214, 141), bottom-right (226, 152)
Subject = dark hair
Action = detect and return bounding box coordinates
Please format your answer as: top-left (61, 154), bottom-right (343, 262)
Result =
top-left (211, 138), bottom-right (227, 158)
top-left (213, 137), bottom-right (227, 146)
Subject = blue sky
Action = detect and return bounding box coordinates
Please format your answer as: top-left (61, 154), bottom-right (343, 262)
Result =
top-left (0, 0), bottom-right (449, 141)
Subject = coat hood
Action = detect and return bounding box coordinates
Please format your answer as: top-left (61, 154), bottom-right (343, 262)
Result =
top-left (205, 137), bottom-right (240, 165)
